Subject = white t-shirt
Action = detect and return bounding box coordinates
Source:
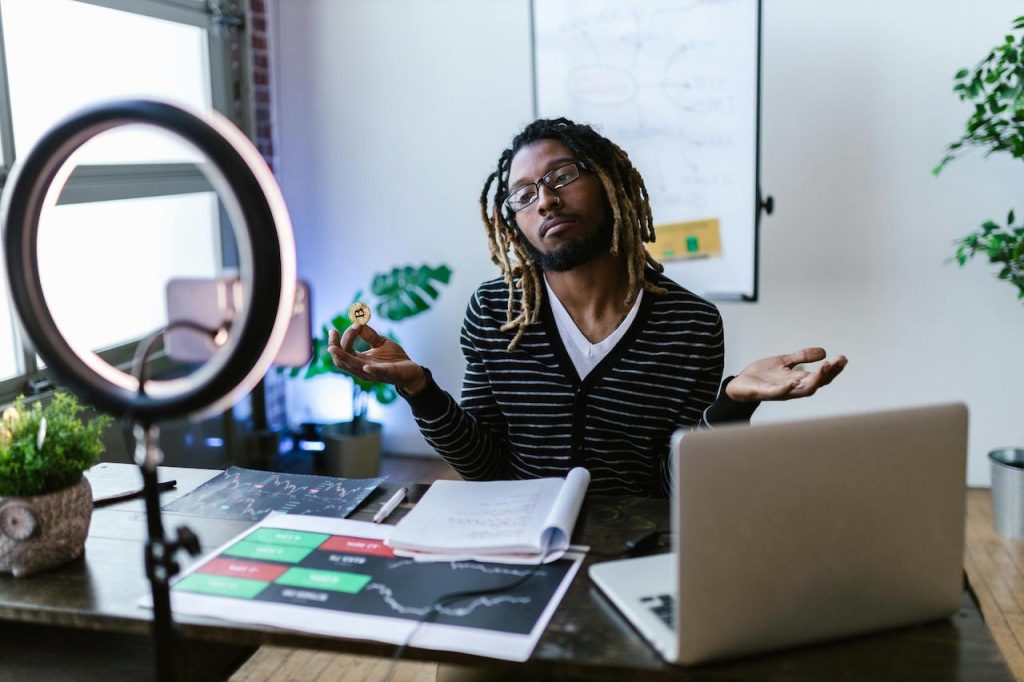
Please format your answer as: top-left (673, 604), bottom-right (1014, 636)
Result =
top-left (545, 279), bottom-right (643, 380)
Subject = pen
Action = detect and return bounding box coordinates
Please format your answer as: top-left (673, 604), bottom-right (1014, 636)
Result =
top-left (372, 486), bottom-right (408, 524)
top-left (93, 479), bottom-right (177, 507)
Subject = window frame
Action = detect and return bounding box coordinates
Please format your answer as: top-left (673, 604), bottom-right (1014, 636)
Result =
top-left (0, 0), bottom-right (250, 402)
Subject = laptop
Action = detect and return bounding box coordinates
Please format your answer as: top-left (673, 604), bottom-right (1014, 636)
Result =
top-left (589, 403), bottom-right (968, 665)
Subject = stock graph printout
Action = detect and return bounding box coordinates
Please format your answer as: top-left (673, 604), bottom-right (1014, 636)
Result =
top-left (165, 516), bottom-right (583, 661)
top-left (162, 466), bottom-right (383, 522)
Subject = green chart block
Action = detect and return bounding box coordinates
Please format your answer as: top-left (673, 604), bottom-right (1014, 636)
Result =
top-left (174, 573), bottom-right (268, 599)
top-left (276, 567), bottom-right (371, 594)
top-left (247, 528), bottom-right (330, 549)
top-left (225, 540), bottom-right (313, 563)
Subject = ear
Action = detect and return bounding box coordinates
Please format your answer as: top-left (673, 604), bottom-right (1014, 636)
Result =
top-left (0, 501), bottom-right (37, 541)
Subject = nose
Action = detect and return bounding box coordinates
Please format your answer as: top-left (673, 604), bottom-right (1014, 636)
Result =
top-left (535, 182), bottom-right (561, 213)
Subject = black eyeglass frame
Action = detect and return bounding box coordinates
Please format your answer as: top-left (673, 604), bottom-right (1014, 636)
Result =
top-left (504, 160), bottom-right (590, 213)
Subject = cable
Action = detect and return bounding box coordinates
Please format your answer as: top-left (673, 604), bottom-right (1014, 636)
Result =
top-left (379, 560), bottom-right (545, 682)
top-left (132, 319), bottom-right (226, 392)
top-left (118, 320), bottom-right (224, 461)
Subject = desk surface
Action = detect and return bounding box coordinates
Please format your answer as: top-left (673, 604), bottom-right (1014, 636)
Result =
top-left (0, 464), bottom-right (1014, 681)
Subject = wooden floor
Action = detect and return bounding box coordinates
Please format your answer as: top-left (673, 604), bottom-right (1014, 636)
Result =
top-left (230, 649), bottom-right (438, 682)
top-left (964, 489), bottom-right (1024, 681)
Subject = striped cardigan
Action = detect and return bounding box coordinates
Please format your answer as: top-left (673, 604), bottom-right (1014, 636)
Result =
top-left (404, 270), bottom-right (757, 497)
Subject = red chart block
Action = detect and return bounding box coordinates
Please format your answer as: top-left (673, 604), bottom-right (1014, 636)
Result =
top-left (200, 557), bottom-right (289, 582)
top-left (319, 535), bottom-right (395, 558)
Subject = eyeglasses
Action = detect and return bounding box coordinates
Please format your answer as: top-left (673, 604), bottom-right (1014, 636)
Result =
top-left (504, 161), bottom-right (589, 213)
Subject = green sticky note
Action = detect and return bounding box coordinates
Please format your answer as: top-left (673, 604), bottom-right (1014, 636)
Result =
top-left (174, 573), bottom-right (268, 599)
top-left (224, 540), bottom-right (313, 564)
top-left (686, 235), bottom-right (700, 253)
top-left (247, 528), bottom-right (329, 549)
top-left (276, 567), bottom-right (371, 594)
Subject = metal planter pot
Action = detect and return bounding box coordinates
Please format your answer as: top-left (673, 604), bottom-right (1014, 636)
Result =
top-left (989, 447), bottom-right (1024, 540)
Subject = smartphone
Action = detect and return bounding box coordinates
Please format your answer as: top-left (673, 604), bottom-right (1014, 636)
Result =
top-left (164, 277), bottom-right (312, 367)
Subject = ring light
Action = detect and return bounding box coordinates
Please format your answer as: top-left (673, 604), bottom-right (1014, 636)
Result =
top-left (1, 98), bottom-right (296, 422)
top-left (0, 99), bottom-right (299, 681)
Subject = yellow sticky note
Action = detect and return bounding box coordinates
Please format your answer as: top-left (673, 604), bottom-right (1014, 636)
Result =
top-left (649, 218), bottom-right (723, 261)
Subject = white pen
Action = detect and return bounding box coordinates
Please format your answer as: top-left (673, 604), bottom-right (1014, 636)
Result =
top-left (372, 486), bottom-right (408, 524)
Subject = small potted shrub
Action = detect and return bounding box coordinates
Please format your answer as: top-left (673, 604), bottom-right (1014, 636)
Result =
top-left (0, 392), bottom-right (111, 577)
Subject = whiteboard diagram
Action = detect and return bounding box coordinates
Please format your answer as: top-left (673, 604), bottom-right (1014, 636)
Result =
top-left (533, 0), bottom-right (763, 299)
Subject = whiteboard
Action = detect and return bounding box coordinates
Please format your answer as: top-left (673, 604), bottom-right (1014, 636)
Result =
top-left (533, 0), bottom-right (763, 299)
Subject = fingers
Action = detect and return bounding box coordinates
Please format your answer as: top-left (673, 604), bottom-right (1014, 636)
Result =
top-left (335, 322), bottom-right (385, 354)
top-left (327, 326), bottom-right (369, 374)
top-left (780, 347), bottom-right (826, 367)
top-left (356, 324), bottom-right (390, 349)
top-left (816, 355), bottom-right (848, 388)
top-left (790, 355), bottom-right (848, 397)
top-left (327, 343), bottom-right (362, 375)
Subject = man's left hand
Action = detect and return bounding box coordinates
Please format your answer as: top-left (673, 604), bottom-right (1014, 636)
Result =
top-left (726, 347), bottom-right (848, 403)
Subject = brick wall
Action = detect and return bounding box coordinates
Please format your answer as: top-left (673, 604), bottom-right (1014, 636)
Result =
top-left (249, 0), bottom-right (275, 172)
top-left (247, 0), bottom-right (287, 434)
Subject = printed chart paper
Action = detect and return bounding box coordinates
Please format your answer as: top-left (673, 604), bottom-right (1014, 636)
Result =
top-left (163, 515), bottom-right (584, 661)
top-left (162, 466), bottom-right (382, 522)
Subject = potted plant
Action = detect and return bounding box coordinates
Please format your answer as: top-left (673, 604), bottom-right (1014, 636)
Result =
top-left (0, 392), bottom-right (111, 577)
top-left (934, 14), bottom-right (1024, 299)
top-left (935, 15), bottom-right (1024, 540)
top-left (291, 263), bottom-right (453, 477)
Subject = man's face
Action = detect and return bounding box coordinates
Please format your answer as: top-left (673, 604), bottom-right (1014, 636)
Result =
top-left (506, 139), bottom-right (612, 272)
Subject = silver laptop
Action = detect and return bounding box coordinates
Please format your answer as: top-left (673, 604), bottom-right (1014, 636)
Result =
top-left (590, 403), bottom-right (968, 665)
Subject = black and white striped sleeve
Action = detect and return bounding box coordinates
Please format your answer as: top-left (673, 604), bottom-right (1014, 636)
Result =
top-left (661, 309), bottom-right (758, 495)
top-left (403, 294), bottom-right (512, 481)
top-left (699, 312), bottom-right (758, 428)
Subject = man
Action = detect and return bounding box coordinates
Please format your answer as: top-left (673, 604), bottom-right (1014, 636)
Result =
top-left (328, 118), bottom-right (846, 496)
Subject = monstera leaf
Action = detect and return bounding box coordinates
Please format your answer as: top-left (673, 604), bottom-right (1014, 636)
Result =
top-left (371, 265), bottom-right (453, 321)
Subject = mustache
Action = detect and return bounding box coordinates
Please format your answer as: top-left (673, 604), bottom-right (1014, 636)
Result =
top-left (539, 213), bottom-right (579, 238)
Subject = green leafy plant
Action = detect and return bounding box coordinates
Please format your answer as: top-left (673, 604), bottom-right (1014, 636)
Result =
top-left (291, 263), bottom-right (453, 433)
top-left (0, 392), bottom-right (112, 497)
top-left (935, 15), bottom-right (1024, 300)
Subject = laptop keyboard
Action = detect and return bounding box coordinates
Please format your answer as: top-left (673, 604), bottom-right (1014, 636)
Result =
top-left (641, 593), bottom-right (675, 629)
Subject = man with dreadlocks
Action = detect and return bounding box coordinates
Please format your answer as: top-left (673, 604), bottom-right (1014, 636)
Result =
top-left (329, 118), bottom-right (846, 497)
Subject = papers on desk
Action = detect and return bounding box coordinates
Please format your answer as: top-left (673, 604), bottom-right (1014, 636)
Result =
top-left (161, 466), bottom-right (383, 522)
top-left (386, 467), bottom-right (590, 564)
top-left (158, 514), bottom-right (584, 662)
top-left (86, 462), bottom-right (176, 505)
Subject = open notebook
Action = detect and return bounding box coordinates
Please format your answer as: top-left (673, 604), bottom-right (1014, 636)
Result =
top-left (386, 468), bottom-right (590, 564)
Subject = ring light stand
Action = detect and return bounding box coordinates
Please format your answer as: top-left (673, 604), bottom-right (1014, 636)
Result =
top-left (1, 99), bottom-right (297, 681)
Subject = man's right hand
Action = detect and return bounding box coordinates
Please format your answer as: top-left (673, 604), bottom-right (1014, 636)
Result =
top-left (327, 326), bottom-right (428, 396)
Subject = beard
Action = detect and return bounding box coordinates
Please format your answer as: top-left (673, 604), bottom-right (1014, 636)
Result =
top-left (518, 218), bottom-right (614, 272)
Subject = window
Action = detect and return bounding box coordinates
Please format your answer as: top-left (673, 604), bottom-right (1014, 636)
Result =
top-left (0, 0), bottom-right (247, 396)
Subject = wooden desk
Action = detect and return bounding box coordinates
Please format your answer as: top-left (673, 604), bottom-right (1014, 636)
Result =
top-left (0, 466), bottom-right (1015, 681)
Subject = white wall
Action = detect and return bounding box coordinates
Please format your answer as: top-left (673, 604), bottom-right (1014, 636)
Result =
top-left (274, 0), bottom-right (1024, 486)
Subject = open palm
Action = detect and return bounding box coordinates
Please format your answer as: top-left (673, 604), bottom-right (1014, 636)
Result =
top-left (726, 347), bottom-right (848, 402)
top-left (327, 326), bottom-right (425, 393)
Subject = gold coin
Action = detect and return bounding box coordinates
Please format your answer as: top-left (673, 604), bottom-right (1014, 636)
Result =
top-left (348, 302), bottom-right (371, 326)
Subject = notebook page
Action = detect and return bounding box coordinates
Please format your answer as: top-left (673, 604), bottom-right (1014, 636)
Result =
top-left (387, 476), bottom-right (567, 555)
top-left (539, 467), bottom-right (591, 556)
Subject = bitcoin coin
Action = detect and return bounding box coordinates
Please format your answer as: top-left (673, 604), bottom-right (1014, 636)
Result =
top-left (348, 302), bottom-right (371, 326)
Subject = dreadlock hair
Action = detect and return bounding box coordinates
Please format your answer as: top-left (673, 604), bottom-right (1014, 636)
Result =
top-left (479, 117), bottom-right (667, 351)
